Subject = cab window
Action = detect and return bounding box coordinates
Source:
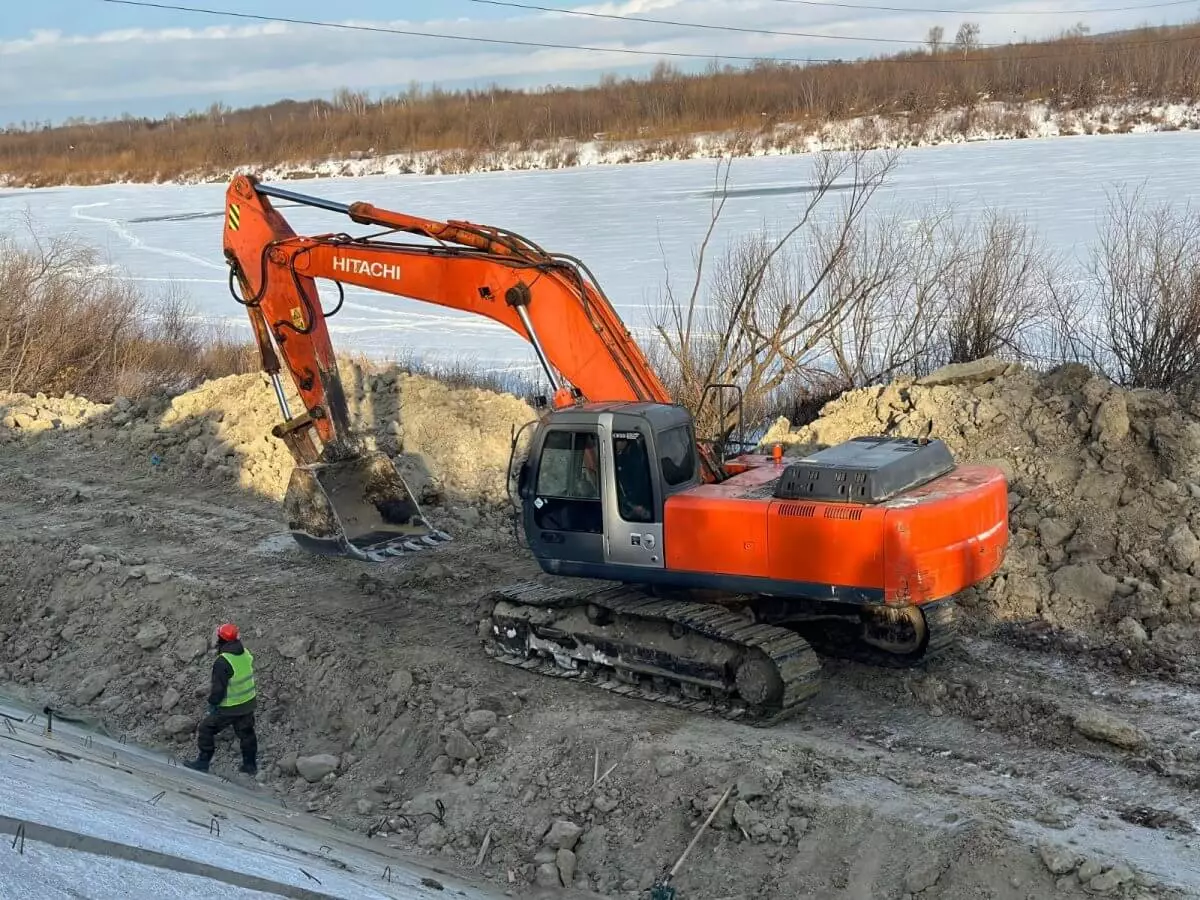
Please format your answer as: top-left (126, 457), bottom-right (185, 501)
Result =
top-left (613, 432), bottom-right (654, 523)
top-left (658, 424), bottom-right (696, 487)
top-left (533, 430), bottom-right (602, 532)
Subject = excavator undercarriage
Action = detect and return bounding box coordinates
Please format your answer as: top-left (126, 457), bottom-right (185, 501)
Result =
top-left (480, 580), bottom-right (959, 724)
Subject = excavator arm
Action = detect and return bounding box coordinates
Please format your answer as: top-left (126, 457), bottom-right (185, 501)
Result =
top-left (221, 175), bottom-right (723, 559)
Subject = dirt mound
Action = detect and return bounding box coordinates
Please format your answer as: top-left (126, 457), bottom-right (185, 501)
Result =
top-left (762, 357), bottom-right (1200, 653)
top-left (2, 360), bottom-right (536, 511)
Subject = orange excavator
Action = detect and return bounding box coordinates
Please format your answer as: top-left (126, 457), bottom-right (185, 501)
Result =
top-left (222, 175), bottom-right (1009, 724)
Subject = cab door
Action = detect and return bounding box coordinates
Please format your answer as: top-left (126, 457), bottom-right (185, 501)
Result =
top-left (520, 425), bottom-right (606, 567)
top-left (598, 415), bottom-right (665, 570)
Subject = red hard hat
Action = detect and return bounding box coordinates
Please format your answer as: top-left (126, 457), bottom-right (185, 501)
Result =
top-left (216, 623), bottom-right (239, 642)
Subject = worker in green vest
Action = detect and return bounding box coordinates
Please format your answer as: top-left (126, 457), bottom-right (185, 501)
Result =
top-left (184, 622), bottom-right (258, 776)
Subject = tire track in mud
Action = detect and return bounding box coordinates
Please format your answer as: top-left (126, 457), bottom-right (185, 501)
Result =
top-left (798, 640), bottom-right (1200, 827)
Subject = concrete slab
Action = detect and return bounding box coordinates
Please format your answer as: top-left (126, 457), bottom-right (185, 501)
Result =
top-left (0, 699), bottom-right (510, 899)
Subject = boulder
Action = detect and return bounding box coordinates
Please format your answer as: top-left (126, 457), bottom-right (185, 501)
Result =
top-left (543, 820), bottom-right (583, 851)
top-left (295, 753), bottom-right (340, 783)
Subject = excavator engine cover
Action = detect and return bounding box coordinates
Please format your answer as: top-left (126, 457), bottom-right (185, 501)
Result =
top-left (773, 436), bottom-right (955, 504)
top-left (282, 452), bottom-right (450, 561)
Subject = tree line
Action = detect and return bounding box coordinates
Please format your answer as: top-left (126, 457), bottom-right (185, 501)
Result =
top-left (1, 21), bottom-right (1198, 186)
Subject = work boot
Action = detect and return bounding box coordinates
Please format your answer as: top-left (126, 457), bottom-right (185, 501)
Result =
top-left (183, 753), bottom-right (212, 772)
top-left (239, 760), bottom-right (257, 776)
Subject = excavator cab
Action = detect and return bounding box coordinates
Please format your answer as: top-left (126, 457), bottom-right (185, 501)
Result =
top-left (517, 402), bottom-right (699, 579)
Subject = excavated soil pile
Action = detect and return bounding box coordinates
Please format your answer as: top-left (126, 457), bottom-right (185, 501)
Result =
top-left (1, 359), bottom-right (536, 511)
top-left (763, 357), bottom-right (1200, 658)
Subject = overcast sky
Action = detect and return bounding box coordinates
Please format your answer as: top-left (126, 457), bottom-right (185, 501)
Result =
top-left (2, 0), bottom-right (1195, 126)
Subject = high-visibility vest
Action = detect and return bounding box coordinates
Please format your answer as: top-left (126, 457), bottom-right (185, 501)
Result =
top-left (219, 649), bottom-right (256, 707)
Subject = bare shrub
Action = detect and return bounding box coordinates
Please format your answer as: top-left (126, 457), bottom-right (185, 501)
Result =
top-left (651, 149), bottom-right (899, 441)
top-left (1055, 186), bottom-right (1200, 390)
top-left (937, 210), bottom-right (1063, 366)
top-left (820, 208), bottom-right (956, 387)
top-left (0, 217), bottom-right (255, 401)
top-left (654, 156), bottom-right (1076, 434)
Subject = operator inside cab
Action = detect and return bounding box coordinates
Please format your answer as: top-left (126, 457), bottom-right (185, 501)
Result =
top-left (614, 435), bottom-right (653, 523)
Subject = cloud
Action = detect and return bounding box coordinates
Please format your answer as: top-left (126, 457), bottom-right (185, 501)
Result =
top-left (0, 0), bottom-right (1182, 122)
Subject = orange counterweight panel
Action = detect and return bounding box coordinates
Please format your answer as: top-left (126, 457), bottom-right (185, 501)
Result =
top-left (665, 462), bottom-right (1008, 604)
top-left (663, 493), bottom-right (773, 579)
top-left (765, 500), bottom-right (890, 591)
top-left (879, 464), bottom-right (1009, 605)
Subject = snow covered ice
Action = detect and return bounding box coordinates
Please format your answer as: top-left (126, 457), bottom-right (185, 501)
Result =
top-left (0, 697), bottom-right (502, 899)
top-left (0, 130), bottom-right (1194, 376)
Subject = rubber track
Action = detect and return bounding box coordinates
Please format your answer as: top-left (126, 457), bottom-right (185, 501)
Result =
top-left (486, 581), bottom-right (823, 727)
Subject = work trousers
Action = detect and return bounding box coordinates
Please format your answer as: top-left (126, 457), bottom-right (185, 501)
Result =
top-left (197, 705), bottom-right (257, 763)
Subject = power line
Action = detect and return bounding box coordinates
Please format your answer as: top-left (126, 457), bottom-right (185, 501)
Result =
top-left (459, 0), bottom-right (966, 45)
top-left (458, 0), bottom-right (1196, 47)
top-left (95, 0), bottom-right (1200, 64)
top-left (765, 0), bottom-right (1195, 14)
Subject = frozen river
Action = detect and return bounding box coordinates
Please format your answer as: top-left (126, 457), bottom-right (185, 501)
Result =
top-left (0, 130), bottom-right (1195, 376)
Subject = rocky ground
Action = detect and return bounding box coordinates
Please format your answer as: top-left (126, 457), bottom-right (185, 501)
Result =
top-left (2, 358), bottom-right (1200, 898)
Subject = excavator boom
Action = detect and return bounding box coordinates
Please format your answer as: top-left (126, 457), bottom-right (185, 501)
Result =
top-left (225, 178), bottom-right (673, 416)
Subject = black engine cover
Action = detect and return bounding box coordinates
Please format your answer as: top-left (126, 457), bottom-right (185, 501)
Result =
top-left (772, 436), bottom-right (955, 504)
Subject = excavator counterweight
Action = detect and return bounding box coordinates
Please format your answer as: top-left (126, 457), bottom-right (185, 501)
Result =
top-left (221, 175), bottom-right (1010, 722)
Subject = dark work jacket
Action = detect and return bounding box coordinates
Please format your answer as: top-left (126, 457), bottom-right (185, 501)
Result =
top-left (208, 638), bottom-right (256, 715)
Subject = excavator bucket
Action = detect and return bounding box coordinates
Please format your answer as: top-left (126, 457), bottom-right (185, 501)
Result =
top-left (282, 451), bottom-right (451, 561)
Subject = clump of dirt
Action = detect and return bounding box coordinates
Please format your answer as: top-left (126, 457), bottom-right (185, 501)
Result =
top-left (0, 391), bottom-right (106, 438)
top-left (762, 357), bottom-right (1200, 658)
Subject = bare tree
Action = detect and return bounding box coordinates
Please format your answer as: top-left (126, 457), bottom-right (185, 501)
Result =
top-left (926, 26), bottom-right (945, 53)
top-left (650, 149), bottom-right (899, 440)
top-left (954, 22), bottom-right (981, 52)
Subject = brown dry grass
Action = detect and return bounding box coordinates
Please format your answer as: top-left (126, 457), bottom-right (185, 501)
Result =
top-left (0, 217), bottom-right (257, 401)
top-left (2, 23), bottom-right (1198, 186)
